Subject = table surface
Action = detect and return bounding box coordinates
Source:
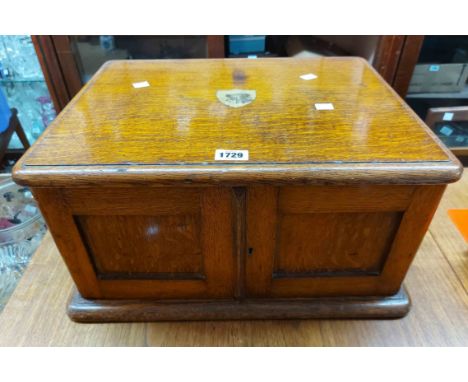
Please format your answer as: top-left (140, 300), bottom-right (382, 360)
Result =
top-left (20, 58), bottom-right (450, 166)
top-left (0, 173), bottom-right (467, 346)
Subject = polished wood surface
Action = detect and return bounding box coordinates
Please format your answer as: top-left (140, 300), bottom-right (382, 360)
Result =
top-left (27, 181), bottom-right (444, 320)
top-left (11, 57), bottom-right (462, 322)
top-left (1, 171), bottom-right (468, 344)
top-left (67, 287), bottom-right (410, 322)
top-left (275, 212), bottom-right (401, 274)
top-left (13, 57), bottom-right (461, 186)
top-left (33, 187), bottom-right (236, 300)
top-left (33, 36), bottom-right (228, 113)
top-left (245, 185), bottom-right (445, 299)
top-left (276, 185), bottom-right (415, 213)
top-left (77, 214), bottom-right (203, 275)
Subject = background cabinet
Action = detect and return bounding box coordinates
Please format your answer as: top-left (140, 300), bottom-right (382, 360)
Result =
top-left (397, 36), bottom-right (468, 159)
top-left (32, 35), bottom-right (414, 113)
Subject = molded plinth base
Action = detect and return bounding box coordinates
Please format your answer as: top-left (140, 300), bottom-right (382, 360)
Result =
top-left (67, 287), bottom-right (410, 323)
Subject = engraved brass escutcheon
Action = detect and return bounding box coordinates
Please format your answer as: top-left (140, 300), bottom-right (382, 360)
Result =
top-left (216, 89), bottom-right (256, 108)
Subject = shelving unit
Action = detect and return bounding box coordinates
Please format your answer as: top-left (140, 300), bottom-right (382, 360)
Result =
top-left (0, 78), bottom-right (45, 83)
top-left (402, 36), bottom-right (468, 157)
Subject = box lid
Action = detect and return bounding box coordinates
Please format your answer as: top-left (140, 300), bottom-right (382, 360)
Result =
top-left (14, 57), bottom-right (462, 186)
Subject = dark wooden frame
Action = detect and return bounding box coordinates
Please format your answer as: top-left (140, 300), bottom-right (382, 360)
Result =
top-left (32, 36), bottom-right (73, 112)
top-left (12, 56), bottom-right (462, 322)
top-left (391, 36), bottom-right (425, 97)
top-left (373, 36), bottom-right (424, 97)
top-left (25, 182), bottom-right (446, 322)
top-left (373, 36), bottom-right (406, 85)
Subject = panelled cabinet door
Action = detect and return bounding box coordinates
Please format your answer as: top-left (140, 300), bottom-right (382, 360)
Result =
top-left (33, 187), bottom-right (236, 299)
top-left (245, 185), bottom-right (444, 298)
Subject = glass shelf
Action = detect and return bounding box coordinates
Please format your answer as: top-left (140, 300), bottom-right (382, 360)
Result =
top-left (407, 85), bottom-right (468, 99)
top-left (0, 78), bottom-right (46, 84)
top-left (0, 80), bottom-right (55, 149)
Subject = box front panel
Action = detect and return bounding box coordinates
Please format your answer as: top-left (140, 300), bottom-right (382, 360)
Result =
top-left (76, 214), bottom-right (203, 279)
top-left (245, 185), bottom-right (442, 298)
top-left (33, 187), bottom-right (236, 299)
top-left (274, 211), bottom-right (402, 278)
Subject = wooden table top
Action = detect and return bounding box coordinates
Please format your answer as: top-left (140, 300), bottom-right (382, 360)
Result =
top-left (14, 58), bottom-right (461, 187)
top-left (1, 170), bottom-right (467, 346)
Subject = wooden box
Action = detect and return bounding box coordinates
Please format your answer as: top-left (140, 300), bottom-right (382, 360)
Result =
top-left (13, 58), bottom-right (462, 322)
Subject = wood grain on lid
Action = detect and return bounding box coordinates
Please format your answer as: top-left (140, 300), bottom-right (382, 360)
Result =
top-left (21, 58), bottom-right (450, 166)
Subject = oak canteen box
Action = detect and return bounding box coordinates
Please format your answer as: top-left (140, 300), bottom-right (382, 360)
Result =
top-left (13, 58), bottom-right (462, 322)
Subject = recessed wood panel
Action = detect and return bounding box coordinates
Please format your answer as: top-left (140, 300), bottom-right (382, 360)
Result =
top-left (274, 211), bottom-right (402, 277)
top-left (31, 186), bottom-right (236, 299)
top-left (245, 185), bottom-right (443, 298)
top-left (76, 214), bottom-right (203, 279)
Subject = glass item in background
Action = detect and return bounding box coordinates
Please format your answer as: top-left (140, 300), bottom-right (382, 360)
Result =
top-left (0, 35), bottom-right (56, 149)
top-left (36, 95), bottom-right (55, 131)
top-left (0, 177), bottom-right (46, 311)
top-left (71, 36), bottom-right (208, 83)
top-left (434, 121), bottom-right (468, 148)
top-left (0, 87), bottom-right (11, 133)
top-left (0, 36), bottom-right (42, 80)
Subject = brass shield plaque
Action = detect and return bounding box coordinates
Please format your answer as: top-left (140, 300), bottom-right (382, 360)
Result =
top-left (216, 89), bottom-right (256, 108)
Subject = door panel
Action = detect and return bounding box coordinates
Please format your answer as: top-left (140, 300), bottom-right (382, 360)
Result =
top-left (274, 211), bottom-right (402, 278)
top-left (76, 214), bottom-right (204, 278)
top-left (245, 185), bottom-right (416, 298)
top-left (36, 187), bottom-right (236, 299)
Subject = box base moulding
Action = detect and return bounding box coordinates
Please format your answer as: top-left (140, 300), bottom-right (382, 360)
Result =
top-left (67, 287), bottom-right (411, 323)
